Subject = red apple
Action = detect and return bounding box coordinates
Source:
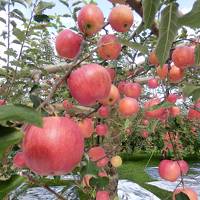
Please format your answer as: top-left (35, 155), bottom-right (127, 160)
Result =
top-left (108, 5), bottom-right (133, 32)
top-left (117, 81), bottom-right (127, 94)
top-left (169, 106), bottom-right (181, 117)
top-left (124, 82), bottom-right (142, 99)
top-left (98, 171), bottom-right (107, 177)
top-left (99, 84), bottom-right (120, 106)
top-left (158, 160), bottom-right (181, 182)
top-left (13, 152), bottom-right (26, 168)
top-left (169, 64), bottom-right (185, 83)
top-left (67, 64), bottom-right (111, 106)
top-left (96, 124), bottom-right (108, 136)
top-left (97, 34), bottom-right (122, 60)
top-left (188, 102), bottom-right (200, 121)
top-left (62, 100), bottom-right (73, 110)
top-left (173, 188), bottom-right (198, 200)
top-left (118, 97), bottom-right (140, 117)
top-left (96, 191), bottom-right (110, 200)
top-left (172, 46), bottom-right (195, 69)
top-left (77, 4), bottom-right (104, 36)
top-left (156, 64), bottom-right (168, 80)
top-left (141, 130), bottom-right (149, 139)
top-left (149, 51), bottom-right (159, 66)
top-left (56, 29), bottom-right (83, 59)
top-left (23, 117), bottom-right (84, 175)
top-left (98, 106), bottom-right (110, 118)
top-left (82, 174), bottom-right (94, 187)
top-left (148, 78), bottom-right (159, 89)
top-left (96, 156), bottom-right (109, 167)
top-left (142, 119), bottom-right (149, 126)
top-left (144, 98), bottom-right (165, 119)
top-left (0, 99), bottom-right (6, 106)
top-left (178, 160), bottom-right (189, 175)
top-left (78, 118), bottom-right (94, 138)
top-left (166, 94), bottom-right (178, 103)
top-left (106, 68), bottom-right (116, 82)
top-left (88, 146), bottom-right (106, 162)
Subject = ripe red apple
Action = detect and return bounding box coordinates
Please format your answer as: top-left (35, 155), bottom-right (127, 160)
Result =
top-left (23, 117), bottom-right (84, 175)
top-left (96, 191), bottom-right (110, 200)
top-left (98, 106), bottom-right (110, 118)
top-left (62, 100), bottom-right (73, 110)
top-left (158, 160), bottom-right (181, 182)
top-left (144, 98), bottom-right (165, 119)
top-left (173, 188), bottom-right (198, 200)
top-left (169, 64), bottom-right (185, 83)
top-left (78, 118), bottom-right (94, 138)
top-left (67, 64), bottom-right (111, 106)
top-left (13, 152), bottom-right (26, 168)
top-left (108, 5), bottom-right (133, 32)
top-left (77, 4), bottom-right (104, 36)
top-left (99, 84), bottom-right (120, 106)
top-left (96, 156), bottom-right (109, 167)
top-left (172, 46), bottom-right (195, 69)
top-left (148, 78), bottom-right (159, 89)
top-left (118, 97), bottom-right (140, 117)
top-left (98, 171), bottom-right (107, 177)
top-left (106, 68), bottom-right (116, 82)
top-left (97, 34), bottom-right (122, 60)
top-left (141, 130), bottom-right (149, 139)
top-left (123, 82), bottom-right (142, 99)
top-left (156, 64), bottom-right (168, 80)
top-left (149, 51), bottom-right (159, 66)
top-left (178, 160), bottom-right (189, 175)
top-left (117, 81), bottom-right (127, 94)
top-left (142, 119), bottom-right (149, 126)
top-left (88, 146), bottom-right (106, 162)
top-left (56, 29), bottom-right (83, 59)
top-left (0, 99), bottom-right (6, 106)
top-left (188, 102), bottom-right (200, 121)
top-left (166, 94), bottom-right (178, 103)
top-left (169, 106), bottom-right (181, 117)
top-left (82, 174), bottom-right (94, 187)
top-left (96, 124), bottom-right (109, 136)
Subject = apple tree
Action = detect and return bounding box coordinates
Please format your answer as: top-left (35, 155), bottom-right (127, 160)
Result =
top-left (0, 0), bottom-right (200, 199)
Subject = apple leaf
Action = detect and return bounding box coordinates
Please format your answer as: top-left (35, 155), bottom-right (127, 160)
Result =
top-left (142, 0), bottom-right (160, 28)
top-left (59, 0), bottom-right (69, 7)
top-left (0, 105), bottom-right (42, 127)
top-left (0, 125), bottom-right (23, 160)
top-left (155, 3), bottom-right (179, 66)
top-left (150, 101), bottom-right (174, 111)
top-left (35, 1), bottom-right (55, 15)
top-left (118, 38), bottom-right (148, 55)
top-left (195, 44), bottom-right (200, 65)
top-left (178, 0), bottom-right (200, 28)
top-left (182, 84), bottom-right (200, 102)
top-left (175, 192), bottom-right (190, 200)
top-left (80, 161), bottom-right (99, 176)
top-left (89, 177), bottom-right (109, 188)
top-left (0, 175), bottom-right (26, 199)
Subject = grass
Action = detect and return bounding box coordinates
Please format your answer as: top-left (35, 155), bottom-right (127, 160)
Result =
top-left (118, 152), bottom-right (171, 200)
top-left (117, 152), bottom-right (200, 199)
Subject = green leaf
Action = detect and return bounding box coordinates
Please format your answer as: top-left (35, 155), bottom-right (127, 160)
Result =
top-left (182, 84), bottom-right (200, 102)
top-left (89, 177), bottom-right (109, 188)
top-left (13, 28), bottom-right (25, 42)
top-left (195, 44), bottom-right (200, 65)
top-left (0, 41), bottom-right (6, 47)
top-left (0, 105), bottom-right (42, 127)
top-left (72, 1), bottom-right (82, 7)
top-left (12, 9), bottom-right (25, 20)
top-left (142, 0), bottom-right (160, 28)
top-left (0, 175), bottom-right (26, 199)
top-left (0, 126), bottom-right (23, 160)
top-left (0, 17), bottom-right (6, 24)
top-left (35, 1), bottom-right (55, 14)
top-left (178, 0), bottom-right (200, 28)
top-left (155, 3), bottom-right (179, 66)
top-left (175, 192), bottom-right (190, 200)
top-left (118, 38), bottom-right (148, 55)
top-left (59, 0), bottom-right (69, 7)
top-left (150, 101), bottom-right (174, 111)
top-left (12, 0), bottom-right (27, 7)
top-left (81, 161), bottom-right (99, 176)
